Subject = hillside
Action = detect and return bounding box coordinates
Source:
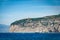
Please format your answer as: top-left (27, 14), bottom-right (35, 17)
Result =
top-left (10, 14), bottom-right (60, 33)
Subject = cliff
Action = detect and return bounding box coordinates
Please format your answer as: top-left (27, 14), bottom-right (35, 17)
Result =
top-left (9, 14), bottom-right (60, 33)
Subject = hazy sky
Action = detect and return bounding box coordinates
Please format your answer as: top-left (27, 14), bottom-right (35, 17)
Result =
top-left (0, 0), bottom-right (60, 25)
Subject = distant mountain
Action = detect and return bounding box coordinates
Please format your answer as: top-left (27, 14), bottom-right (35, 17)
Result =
top-left (10, 14), bottom-right (60, 33)
top-left (0, 24), bottom-right (9, 32)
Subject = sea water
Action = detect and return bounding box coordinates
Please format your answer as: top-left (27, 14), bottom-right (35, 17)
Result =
top-left (0, 33), bottom-right (60, 40)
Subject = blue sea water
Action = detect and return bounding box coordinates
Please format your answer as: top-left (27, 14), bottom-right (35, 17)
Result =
top-left (0, 33), bottom-right (60, 40)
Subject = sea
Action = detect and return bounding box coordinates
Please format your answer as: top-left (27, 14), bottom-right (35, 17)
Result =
top-left (0, 33), bottom-right (60, 40)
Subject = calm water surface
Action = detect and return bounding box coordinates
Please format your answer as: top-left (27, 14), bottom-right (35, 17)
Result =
top-left (0, 33), bottom-right (60, 40)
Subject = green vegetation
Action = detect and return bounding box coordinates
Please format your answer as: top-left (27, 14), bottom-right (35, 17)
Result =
top-left (11, 14), bottom-right (60, 26)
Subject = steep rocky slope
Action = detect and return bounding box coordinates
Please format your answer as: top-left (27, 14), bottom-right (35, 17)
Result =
top-left (9, 14), bottom-right (60, 33)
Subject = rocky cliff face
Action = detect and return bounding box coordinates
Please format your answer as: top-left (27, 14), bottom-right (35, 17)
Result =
top-left (9, 14), bottom-right (60, 33)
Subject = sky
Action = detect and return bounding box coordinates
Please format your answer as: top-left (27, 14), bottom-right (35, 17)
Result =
top-left (0, 0), bottom-right (60, 25)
